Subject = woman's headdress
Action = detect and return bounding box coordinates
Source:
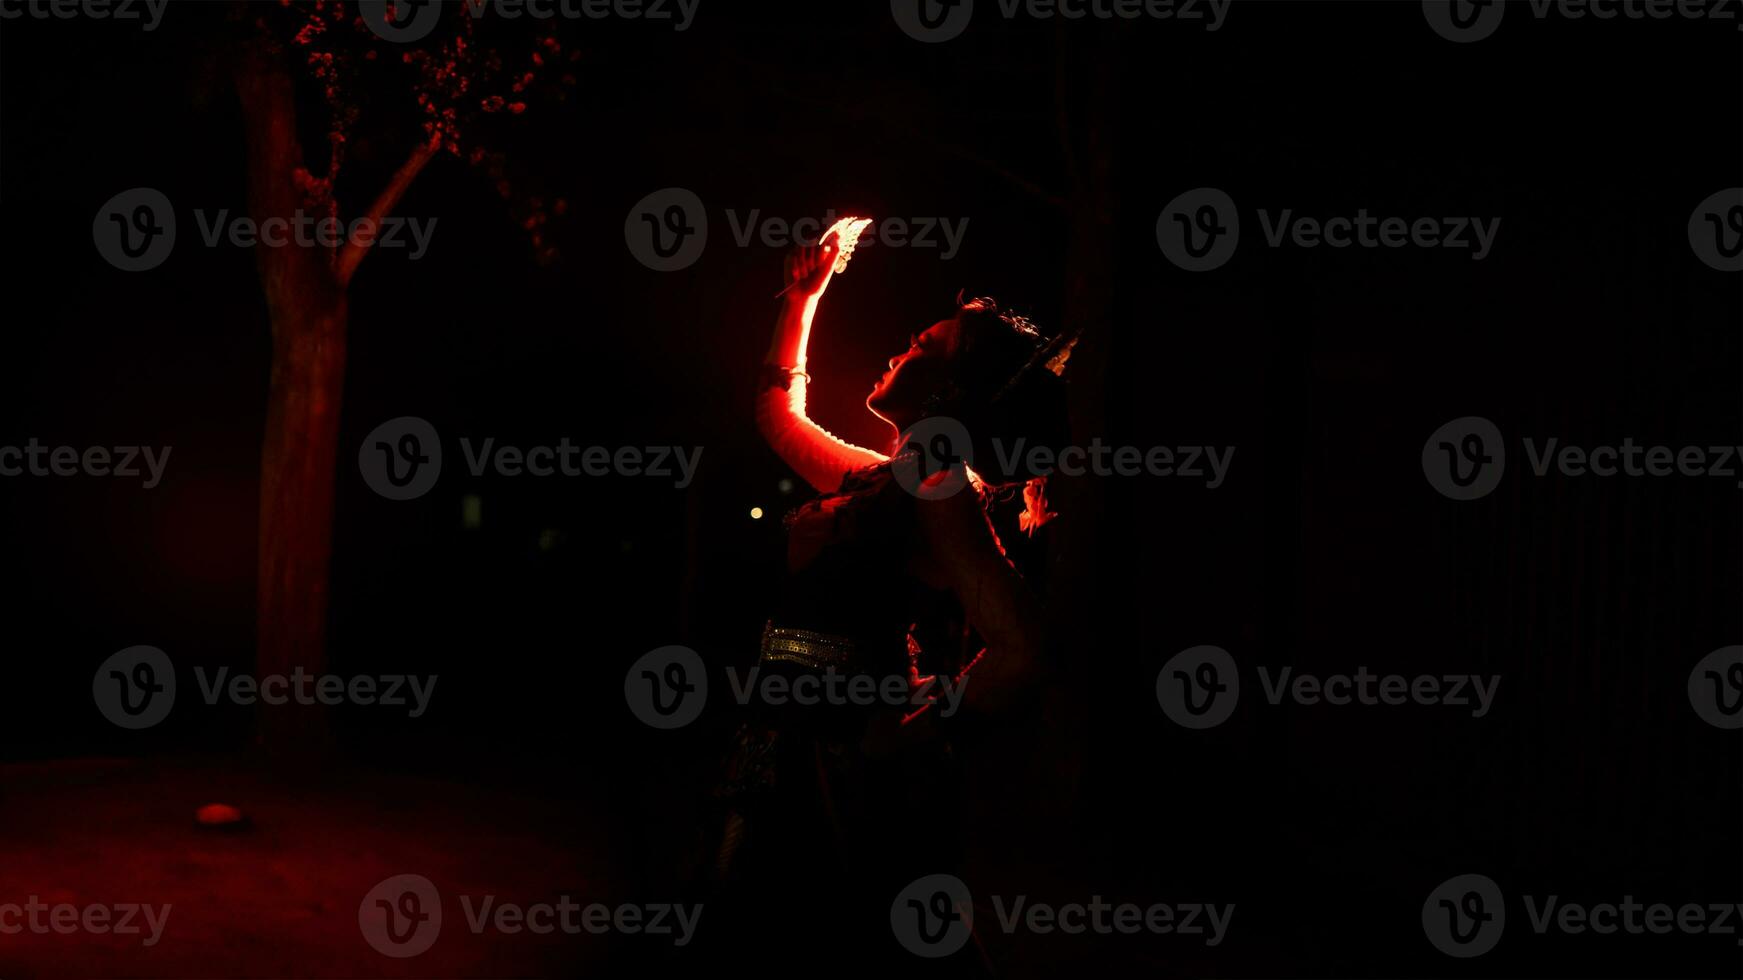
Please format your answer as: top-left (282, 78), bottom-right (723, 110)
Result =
top-left (952, 293), bottom-right (1079, 408)
top-left (948, 293), bottom-right (1079, 536)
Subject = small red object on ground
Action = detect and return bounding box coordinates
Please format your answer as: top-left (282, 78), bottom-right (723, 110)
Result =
top-left (195, 803), bottom-right (246, 828)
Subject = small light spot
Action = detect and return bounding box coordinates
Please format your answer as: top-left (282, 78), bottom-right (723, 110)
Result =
top-left (749, 507), bottom-right (764, 520)
top-left (461, 494), bottom-right (483, 529)
top-left (777, 478), bottom-right (795, 494)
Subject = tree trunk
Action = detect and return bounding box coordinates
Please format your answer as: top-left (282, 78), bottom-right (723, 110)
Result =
top-left (237, 35), bottom-right (347, 752)
top-left (256, 295), bottom-right (348, 750)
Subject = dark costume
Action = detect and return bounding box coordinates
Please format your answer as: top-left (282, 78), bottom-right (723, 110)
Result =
top-left (704, 460), bottom-right (984, 975)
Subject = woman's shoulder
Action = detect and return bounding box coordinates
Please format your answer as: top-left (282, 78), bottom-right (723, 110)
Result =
top-left (782, 458), bottom-right (902, 528)
top-left (838, 457), bottom-right (897, 493)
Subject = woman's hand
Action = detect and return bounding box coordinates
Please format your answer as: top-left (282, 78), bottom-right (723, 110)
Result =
top-left (782, 233), bottom-right (840, 300)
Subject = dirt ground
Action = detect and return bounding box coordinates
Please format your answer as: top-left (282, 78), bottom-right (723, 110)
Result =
top-left (0, 755), bottom-right (621, 978)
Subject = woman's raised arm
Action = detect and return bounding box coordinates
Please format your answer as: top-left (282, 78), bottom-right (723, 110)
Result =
top-left (757, 239), bottom-right (886, 493)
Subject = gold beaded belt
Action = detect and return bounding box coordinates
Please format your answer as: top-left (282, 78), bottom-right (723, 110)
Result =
top-left (758, 621), bottom-right (858, 670)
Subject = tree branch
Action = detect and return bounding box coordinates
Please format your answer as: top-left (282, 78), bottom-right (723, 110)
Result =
top-left (333, 139), bottom-right (439, 288)
top-left (236, 35), bottom-right (337, 315)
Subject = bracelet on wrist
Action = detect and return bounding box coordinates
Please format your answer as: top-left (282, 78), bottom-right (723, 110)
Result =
top-left (760, 363), bottom-right (811, 391)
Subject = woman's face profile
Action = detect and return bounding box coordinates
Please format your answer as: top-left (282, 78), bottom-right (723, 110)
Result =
top-left (867, 319), bottom-right (959, 431)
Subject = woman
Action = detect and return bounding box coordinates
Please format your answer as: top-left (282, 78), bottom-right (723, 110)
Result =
top-left (704, 232), bottom-right (1072, 971)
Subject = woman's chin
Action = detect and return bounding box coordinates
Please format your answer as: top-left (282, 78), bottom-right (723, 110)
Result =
top-left (865, 398), bottom-right (897, 427)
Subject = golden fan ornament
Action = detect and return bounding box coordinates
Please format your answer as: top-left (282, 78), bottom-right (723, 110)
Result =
top-left (776, 215), bottom-right (873, 297)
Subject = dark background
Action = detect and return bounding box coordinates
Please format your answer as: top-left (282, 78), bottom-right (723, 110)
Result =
top-left (0, 0), bottom-right (1739, 976)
